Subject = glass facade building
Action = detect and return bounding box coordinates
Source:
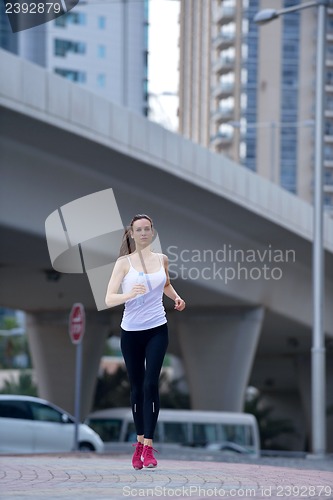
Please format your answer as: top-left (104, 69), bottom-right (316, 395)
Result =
top-left (279, 0), bottom-right (300, 193)
top-left (0, 0), bottom-right (148, 116)
top-left (178, 0), bottom-right (333, 210)
top-left (242, 0), bottom-right (259, 173)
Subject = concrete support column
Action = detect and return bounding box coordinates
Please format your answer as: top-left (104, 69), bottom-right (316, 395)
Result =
top-left (177, 307), bottom-right (264, 411)
top-left (327, 353), bottom-right (333, 452)
top-left (26, 310), bottom-right (111, 418)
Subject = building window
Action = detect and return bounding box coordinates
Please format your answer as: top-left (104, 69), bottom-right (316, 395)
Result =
top-left (324, 194), bottom-right (333, 207)
top-left (54, 68), bottom-right (86, 83)
top-left (327, 43), bottom-right (333, 60)
top-left (327, 70), bottom-right (333, 86)
top-left (55, 12), bottom-right (86, 27)
top-left (54, 15), bottom-right (66, 28)
top-left (143, 49), bottom-right (148, 67)
top-left (324, 145), bottom-right (333, 160)
top-left (280, 168), bottom-right (297, 193)
top-left (327, 16), bottom-right (333, 32)
top-left (97, 45), bottom-right (106, 58)
top-left (54, 39), bottom-right (86, 57)
top-left (97, 74), bottom-right (106, 88)
top-left (324, 170), bottom-right (333, 184)
top-left (98, 16), bottom-right (106, 29)
top-left (325, 121), bottom-right (333, 135)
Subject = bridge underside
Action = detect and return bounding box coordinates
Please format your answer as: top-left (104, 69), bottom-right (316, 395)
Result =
top-left (1, 100), bottom-right (333, 452)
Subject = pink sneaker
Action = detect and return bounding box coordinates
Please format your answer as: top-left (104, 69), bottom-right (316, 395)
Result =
top-left (132, 442), bottom-right (144, 470)
top-left (142, 445), bottom-right (158, 468)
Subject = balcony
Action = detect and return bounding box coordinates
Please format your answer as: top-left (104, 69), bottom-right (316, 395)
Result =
top-left (324, 153), bottom-right (333, 168)
top-left (212, 82), bottom-right (234, 99)
top-left (214, 6), bottom-right (236, 25)
top-left (324, 134), bottom-right (333, 144)
top-left (213, 56), bottom-right (235, 75)
top-left (327, 38), bottom-right (333, 60)
top-left (324, 184), bottom-right (333, 193)
top-left (212, 32), bottom-right (235, 50)
top-left (211, 107), bottom-right (234, 124)
top-left (325, 108), bottom-right (333, 118)
top-left (210, 132), bottom-right (233, 149)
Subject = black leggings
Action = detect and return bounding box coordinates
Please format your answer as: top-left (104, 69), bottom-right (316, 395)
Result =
top-left (121, 323), bottom-right (168, 439)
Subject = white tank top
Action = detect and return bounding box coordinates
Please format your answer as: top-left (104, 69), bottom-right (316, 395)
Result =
top-left (120, 254), bottom-right (167, 331)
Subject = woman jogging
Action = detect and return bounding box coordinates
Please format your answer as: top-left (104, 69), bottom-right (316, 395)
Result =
top-left (105, 214), bottom-right (186, 469)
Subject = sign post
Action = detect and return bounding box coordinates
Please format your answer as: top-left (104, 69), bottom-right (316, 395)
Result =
top-left (69, 302), bottom-right (85, 451)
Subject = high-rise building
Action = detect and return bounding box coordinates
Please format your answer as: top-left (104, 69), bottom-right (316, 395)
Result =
top-left (178, 0), bottom-right (333, 209)
top-left (0, 1), bottom-right (18, 55)
top-left (0, 0), bottom-right (149, 115)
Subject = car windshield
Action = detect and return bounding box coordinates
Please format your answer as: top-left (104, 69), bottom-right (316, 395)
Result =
top-left (88, 418), bottom-right (122, 442)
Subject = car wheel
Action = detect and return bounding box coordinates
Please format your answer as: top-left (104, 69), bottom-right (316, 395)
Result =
top-left (79, 442), bottom-right (95, 452)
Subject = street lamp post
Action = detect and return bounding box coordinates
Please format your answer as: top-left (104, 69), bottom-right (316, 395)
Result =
top-left (254, 0), bottom-right (331, 458)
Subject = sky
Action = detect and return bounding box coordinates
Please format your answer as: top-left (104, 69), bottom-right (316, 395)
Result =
top-left (148, 0), bottom-right (180, 130)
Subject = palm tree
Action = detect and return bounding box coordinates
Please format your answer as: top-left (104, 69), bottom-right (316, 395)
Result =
top-left (244, 392), bottom-right (295, 450)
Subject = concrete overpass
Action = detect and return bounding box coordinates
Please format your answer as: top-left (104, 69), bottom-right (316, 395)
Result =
top-left (1, 49), bottom-right (333, 451)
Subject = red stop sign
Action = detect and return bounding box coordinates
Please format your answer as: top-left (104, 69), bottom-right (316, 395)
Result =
top-left (69, 303), bottom-right (85, 344)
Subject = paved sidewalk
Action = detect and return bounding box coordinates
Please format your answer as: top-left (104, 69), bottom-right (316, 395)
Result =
top-left (0, 453), bottom-right (332, 500)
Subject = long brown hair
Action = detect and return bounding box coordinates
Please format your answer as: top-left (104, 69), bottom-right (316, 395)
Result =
top-left (119, 214), bottom-right (153, 257)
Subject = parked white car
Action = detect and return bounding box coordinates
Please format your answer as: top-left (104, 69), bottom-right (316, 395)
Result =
top-left (0, 395), bottom-right (104, 454)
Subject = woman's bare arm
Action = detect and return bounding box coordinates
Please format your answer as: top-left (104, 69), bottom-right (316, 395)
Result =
top-left (105, 258), bottom-right (145, 308)
top-left (162, 254), bottom-right (186, 311)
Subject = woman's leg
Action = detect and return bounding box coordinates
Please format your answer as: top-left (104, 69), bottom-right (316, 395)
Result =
top-left (143, 323), bottom-right (169, 441)
top-left (120, 329), bottom-right (145, 440)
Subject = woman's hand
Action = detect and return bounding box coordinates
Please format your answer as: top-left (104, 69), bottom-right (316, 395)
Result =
top-left (129, 284), bottom-right (146, 299)
top-left (174, 296), bottom-right (186, 311)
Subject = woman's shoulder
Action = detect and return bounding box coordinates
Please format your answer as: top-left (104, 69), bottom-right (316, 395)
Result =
top-left (115, 255), bottom-right (130, 271)
top-left (158, 253), bottom-right (168, 263)
top-left (117, 254), bottom-right (129, 261)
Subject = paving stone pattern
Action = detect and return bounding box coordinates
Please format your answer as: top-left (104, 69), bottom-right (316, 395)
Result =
top-left (0, 453), bottom-right (332, 500)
